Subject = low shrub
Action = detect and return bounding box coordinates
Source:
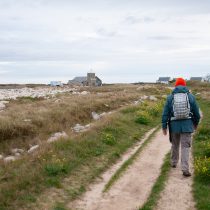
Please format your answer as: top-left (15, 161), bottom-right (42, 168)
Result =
top-left (102, 133), bottom-right (117, 146)
top-left (195, 127), bottom-right (210, 141)
top-left (121, 106), bottom-right (139, 114)
top-left (147, 101), bottom-right (164, 117)
top-left (135, 111), bottom-right (152, 125)
top-left (53, 203), bottom-right (67, 210)
top-left (194, 156), bottom-right (210, 178)
top-left (140, 101), bottom-right (150, 110)
top-left (44, 163), bottom-right (69, 176)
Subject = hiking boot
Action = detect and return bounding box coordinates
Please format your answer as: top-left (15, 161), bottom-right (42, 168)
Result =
top-left (183, 171), bottom-right (191, 177)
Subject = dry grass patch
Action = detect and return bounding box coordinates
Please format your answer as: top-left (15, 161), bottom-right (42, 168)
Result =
top-left (0, 84), bottom-right (168, 154)
top-left (0, 99), bottom-right (163, 210)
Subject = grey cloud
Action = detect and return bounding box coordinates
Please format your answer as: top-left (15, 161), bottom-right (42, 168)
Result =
top-left (0, 0), bottom-right (210, 83)
top-left (143, 17), bottom-right (155, 23)
top-left (96, 28), bottom-right (118, 37)
top-left (147, 36), bottom-right (173, 40)
top-left (124, 15), bottom-right (155, 24)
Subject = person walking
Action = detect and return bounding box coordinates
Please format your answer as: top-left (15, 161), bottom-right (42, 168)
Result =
top-left (162, 77), bottom-right (200, 177)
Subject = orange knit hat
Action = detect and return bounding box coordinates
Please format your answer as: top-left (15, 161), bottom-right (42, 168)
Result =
top-left (175, 78), bottom-right (186, 87)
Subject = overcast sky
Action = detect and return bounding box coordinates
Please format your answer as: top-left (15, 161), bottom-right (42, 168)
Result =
top-left (0, 0), bottom-right (210, 84)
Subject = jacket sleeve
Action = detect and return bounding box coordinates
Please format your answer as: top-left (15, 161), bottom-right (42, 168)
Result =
top-left (162, 96), bottom-right (171, 129)
top-left (190, 95), bottom-right (201, 126)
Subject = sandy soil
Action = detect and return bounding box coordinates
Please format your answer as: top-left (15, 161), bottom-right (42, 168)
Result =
top-left (68, 130), bottom-right (171, 210)
top-left (155, 153), bottom-right (196, 210)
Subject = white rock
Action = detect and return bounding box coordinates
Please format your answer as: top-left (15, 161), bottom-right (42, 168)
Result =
top-left (55, 99), bottom-right (61, 103)
top-left (80, 91), bottom-right (89, 95)
top-left (72, 124), bottom-right (89, 133)
top-left (4, 156), bottom-right (17, 163)
top-left (28, 145), bottom-right (39, 153)
top-left (134, 99), bottom-right (143, 105)
top-left (1, 101), bottom-right (9, 104)
top-left (11, 148), bottom-right (24, 154)
top-left (84, 124), bottom-right (91, 128)
top-left (0, 87), bottom-right (78, 101)
top-left (100, 112), bottom-right (107, 117)
top-left (92, 112), bottom-right (101, 120)
top-left (15, 153), bottom-right (21, 157)
top-left (0, 154), bottom-right (3, 160)
top-left (141, 95), bottom-right (148, 100)
top-left (0, 103), bottom-right (6, 110)
top-left (149, 95), bottom-right (158, 101)
top-left (104, 104), bottom-right (109, 107)
top-left (23, 119), bottom-right (31, 122)
top-left (47, 131), bottom-right (68, 143)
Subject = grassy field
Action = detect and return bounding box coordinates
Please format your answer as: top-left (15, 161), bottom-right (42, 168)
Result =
top-left (0, 84), bottom-right (168, 210)
top-left (185, 82), bottom-right (210, 210)
top-left (0, 84), bottom-right (167, 154)
top-left (193, 99), bottom-right (210, 210)
top-left (0, 82), bottom-right (209, 209)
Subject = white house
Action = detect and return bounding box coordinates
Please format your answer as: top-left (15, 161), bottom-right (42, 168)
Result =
top-left (50, 81), bottom-right (63, 87)
top-left (157, 77), bottom-right (172, 84)
top-left (190, 77), bottom-right (204, 82)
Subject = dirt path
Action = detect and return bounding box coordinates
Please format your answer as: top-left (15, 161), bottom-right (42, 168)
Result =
top-left (68, 129), bottom-right (171, 210)
top-left (155, 153), bottom-right (196, 210)
top-left (29, 128), bottom-right (158, 210)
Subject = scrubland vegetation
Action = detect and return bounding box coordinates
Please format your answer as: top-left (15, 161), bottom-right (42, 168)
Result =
top-left (193, 99), bottom-right (210, 210)
top-left (0, 84), bottom-right (168, 210)
top-left (0, 84), bottom-right (167, 154)
top-left (182, 81), bottom-right (210, 210)
top-left (1, 82), bottom-right (209, 210)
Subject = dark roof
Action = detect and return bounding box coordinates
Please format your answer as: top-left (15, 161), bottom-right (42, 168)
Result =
top-left (158, 77), bottom-right (171, 81)
top-left (69, 75), bottom-right (102, 84)
top-left (72, 77), bottom-right (87, 82)
top-left (190, 77), bottom-right (203, 81)
top-left (96, 76), bottom-right (102, 82)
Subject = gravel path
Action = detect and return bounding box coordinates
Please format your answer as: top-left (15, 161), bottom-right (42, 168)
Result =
top-left (68, 130), bottom-right (171, 210)
top-left (155, 154), bottom-right (196, 210)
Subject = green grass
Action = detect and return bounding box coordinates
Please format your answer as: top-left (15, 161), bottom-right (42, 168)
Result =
top-left (0, 101), bottom-right (162, 210)
top-left (53, 202), bottom-right (67, 210)
top-left (193, 99), bottom-right (210, 210)
top-left (103, 126), bottom-right (160, 192)
top-left (139, 152), bottom-right (171, 210)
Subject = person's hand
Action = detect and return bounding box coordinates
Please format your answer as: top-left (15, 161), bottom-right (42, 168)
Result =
top-left (162, 129), bottom-right (167, 136)
top-left (194, 124), bottom-right (198, 130)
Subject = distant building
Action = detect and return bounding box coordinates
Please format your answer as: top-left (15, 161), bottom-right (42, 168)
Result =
top-left (190, 77), bottom-right (204, 82)
top-left (68, 77), bottom-right (87, 86)
top-left (157, 77), bottom-right (172, 84)
top-left (68, 73), bottom-right (102, 86)
top-left (50, 81), bottom-right (63, 87)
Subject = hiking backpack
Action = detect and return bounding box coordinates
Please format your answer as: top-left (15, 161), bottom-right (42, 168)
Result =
top-left (171, 93), bottom-right (191, 120)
